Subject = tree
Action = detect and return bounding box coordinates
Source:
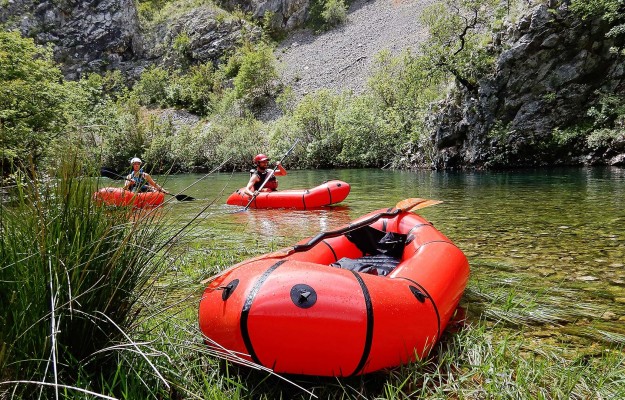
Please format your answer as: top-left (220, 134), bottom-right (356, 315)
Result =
top-left (0, 31), bottom-right (67, 173)
top-left (419, 0), bottom-right (498, 93)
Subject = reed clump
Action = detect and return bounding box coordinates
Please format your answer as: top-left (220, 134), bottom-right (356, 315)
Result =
top-left (0, 159), bottom-right (172, 398)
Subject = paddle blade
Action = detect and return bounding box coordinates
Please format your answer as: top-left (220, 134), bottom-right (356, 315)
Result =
top-left (174, 194), bottom-right (195, 201)
top-left (395, 198), bottom-right (443, 212)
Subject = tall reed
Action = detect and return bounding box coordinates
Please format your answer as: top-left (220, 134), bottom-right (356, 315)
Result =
top-left (0, 158), bottom-right (172, 398)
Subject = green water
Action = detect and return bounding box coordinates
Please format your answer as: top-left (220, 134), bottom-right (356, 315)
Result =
top-left (133, 166), bottom-right (625, 341)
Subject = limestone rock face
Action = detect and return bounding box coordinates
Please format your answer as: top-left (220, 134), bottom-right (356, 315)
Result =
top-left (428, 4), bottom-right (625, 169)
top-left (1, 0), bottom-right (140, 79)
top-left (1, 0), bottom-right (260, 80)
top-left (218, 0), bottom-right (310, 31)
top-left (144, 7), bottom-right (261, 69)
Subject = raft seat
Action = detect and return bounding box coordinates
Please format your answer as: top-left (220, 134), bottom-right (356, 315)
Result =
top-left (331, 254), bottom-right (401, 276)
top-left (328, 224), bottom-right (408, 276)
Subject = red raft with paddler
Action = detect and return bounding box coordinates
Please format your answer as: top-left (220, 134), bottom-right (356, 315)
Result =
top-left (226, 142), bottom-right (351, 209)
top-left (198, 198), bottom-right (470, 376)
top-left (94, 157), bottom-right (195, 208)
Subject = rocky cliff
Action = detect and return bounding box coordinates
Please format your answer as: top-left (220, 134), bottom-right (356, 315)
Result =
top-left (0, 0), bottom-right (261, 80)
top-left (428, 3), bottom-right (625, 169)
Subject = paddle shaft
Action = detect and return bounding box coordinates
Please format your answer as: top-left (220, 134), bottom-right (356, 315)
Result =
top-left (292, 209), bottom-right (402, 253)
top-left (244, 139), bottom-right (300, 210)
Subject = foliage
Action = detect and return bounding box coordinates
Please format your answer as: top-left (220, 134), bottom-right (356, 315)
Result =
top-left (570, 0), bottom-right (624, 22)
top-left (552, 91), bottom-right (625, 150)
top-left (321, 0), bottom-right (348, 29)
top-left (212, 114), bottom-right (267, 170)
top-left (136, 0), bottom-right (217, 26)
top-left (167, 63), bottom-right (219, 115)
top-left (364, 50), bottom-right (448, 168)
top-left (585, 91), bottom-right (625, 148)
top-left (0, 157), bottom-right (172, 398)
top-left (0, 31), bottom-right (67, 172)
top-left (335, 95), bottom-right (397, 167)
top-left (233, 41), bottom-right (280, 108)
top-left (419, 0), bottom-right (499, 93)
top-left (133, 66), bottom-right (171, 108)
top-left (571, 0), bottom-right (625, 54)
top-left (172, 31), bottom-right (192, 64)
top-left (308, 0), bottom-right (351, 32)
top-left (267, 116), bottom-right (304, 166)
top-left (261, 11), bottom-right (286, 41)
top-left (289, 90), bottom-right (345, 168)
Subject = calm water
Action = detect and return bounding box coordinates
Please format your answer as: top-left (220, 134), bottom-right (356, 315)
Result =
top-left (131, 167), bottom-right (625, 338)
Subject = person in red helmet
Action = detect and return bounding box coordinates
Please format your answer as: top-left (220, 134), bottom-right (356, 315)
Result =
top-left (243, 153), bottom-right (287, 197)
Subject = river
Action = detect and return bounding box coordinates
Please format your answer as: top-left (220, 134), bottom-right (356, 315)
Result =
top-left (148, 166), bottom-right (625, 341)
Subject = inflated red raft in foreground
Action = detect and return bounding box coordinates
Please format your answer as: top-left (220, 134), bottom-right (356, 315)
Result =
top-left (225, 180), bottom-right (350, 209)
top-left (199, 199), bottom-right (469, 376)
top-left (93, 187), bottom-right (165, 208)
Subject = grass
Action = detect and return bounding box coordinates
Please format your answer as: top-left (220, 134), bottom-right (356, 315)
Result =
top-left (0, 158), bottom-right (175, 398)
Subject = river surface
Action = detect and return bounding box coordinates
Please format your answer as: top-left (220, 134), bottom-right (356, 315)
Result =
top-left (137, 167), bottom-right (625, 341)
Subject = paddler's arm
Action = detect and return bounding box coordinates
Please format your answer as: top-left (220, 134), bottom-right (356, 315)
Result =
top-left (273, 161), bottom-right (287, 176)
top-left (244, 175), bottom-right (259, 197)
top-left (145, 173), bottom-right (169, 194)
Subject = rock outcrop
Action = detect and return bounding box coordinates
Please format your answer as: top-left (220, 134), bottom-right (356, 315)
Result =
top-left (218, 0), bottom-right (310, 32)
top-left (1, 0), bottom-right (260, 80)
top-left (428, 3), bottom-right (625, 169)
top-left (1, 0), bottom-right (140, 79)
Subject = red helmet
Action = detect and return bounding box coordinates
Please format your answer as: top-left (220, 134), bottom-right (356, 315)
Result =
top-left (254, 154), bottom-right (269, 164)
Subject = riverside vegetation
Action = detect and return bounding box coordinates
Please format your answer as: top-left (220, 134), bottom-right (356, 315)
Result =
top-left (3, 0), bottom-right (624, 176)
top-left (1, 0), bottom-right (625, 398)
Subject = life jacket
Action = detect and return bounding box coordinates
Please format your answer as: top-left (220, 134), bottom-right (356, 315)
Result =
top-left (127, 169), bottom-right (149, 193)
top-left (251, 168), bottom-right (278, 191)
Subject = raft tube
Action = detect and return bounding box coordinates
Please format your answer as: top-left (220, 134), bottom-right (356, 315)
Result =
top-left (225, 180), bottom-right (350, 209)
top-left (198, 207), bottom-right (469, 376)
top-left (93, 187), bottom-right (165, 208)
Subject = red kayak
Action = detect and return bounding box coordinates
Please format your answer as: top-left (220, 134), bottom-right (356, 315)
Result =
top-left (93, 187), bottom-right (165, 208)
top-left (226, 180), bottom-right (350, 209)
top-left (199, 200), bottom-right (469, 376)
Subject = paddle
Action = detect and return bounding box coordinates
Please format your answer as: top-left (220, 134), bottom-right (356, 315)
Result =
top-left (100, 167), bottom-right (195, 202)
top-left (243, 139), bottom-right (300, 211)
top-left (201, 197), bottom-right (442, 284)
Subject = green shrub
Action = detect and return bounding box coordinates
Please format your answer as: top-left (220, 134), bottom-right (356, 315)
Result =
top-left (0, 31), bottom-right (67, 171)
top-left (213, 114), bottom-right (267, 170)
top-left (291, 90), bottom-right (344, 168)
top-left (268, 116), bottom-right (304, 166)
top-left (307, 0), bottom-right (350, 32)
top-left (172, 31), bottom-right (192, 64)
top-left (167, 63), bottom-right (218, 115)
top-left (321, 0), bottom-right (348, 28)
top-left (233, 42), bottom-right (279, 107)
top-left (133, 66), bottom-right (171, 107)
top-left (336, 95), bottom-right (397, 167)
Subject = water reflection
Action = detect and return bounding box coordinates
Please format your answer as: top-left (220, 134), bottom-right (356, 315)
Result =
top-left (152, 166), bottom-right (625, 337)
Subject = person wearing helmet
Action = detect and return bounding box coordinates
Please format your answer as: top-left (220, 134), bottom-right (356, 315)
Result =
top-left (124, 157), bottom-right (168, 193)
top-left (243, 153), bottom-right (287, 197)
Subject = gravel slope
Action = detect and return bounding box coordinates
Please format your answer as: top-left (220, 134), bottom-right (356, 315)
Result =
top-left (275, 0), bottom-right (435, 98)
